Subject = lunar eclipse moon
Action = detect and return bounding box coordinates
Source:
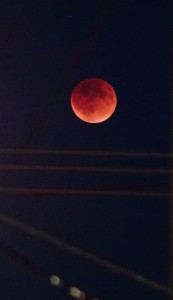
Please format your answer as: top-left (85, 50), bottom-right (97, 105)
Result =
top-left (71, 78), bottom-right (117, 123)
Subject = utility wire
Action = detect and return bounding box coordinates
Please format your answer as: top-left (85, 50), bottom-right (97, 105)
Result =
top-left (0, 186), bottom-right (171, 197)
top-left (0, 163), bottom-right (171, 175)
top-left (0, 239), bottom-right (49, 279)
top-left (96, 181), bottom-right (168, 191)
top-left (0, 210), bottom-right (172, 296)
top-left (0, 148), bottom-right (172, 158)
top-left (0, 239), bottom-right (97, 300)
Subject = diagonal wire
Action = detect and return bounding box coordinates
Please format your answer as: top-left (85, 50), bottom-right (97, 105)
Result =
top-left (0, 210), bottom-right (172, 296)
top-left (0, 239), bottom-right (49, 279)
top-left (0, 240), bottom-right (97, 299)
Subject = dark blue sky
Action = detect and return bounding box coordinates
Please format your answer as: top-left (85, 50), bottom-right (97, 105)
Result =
top-left (0, 0), bottom-right (172, 299)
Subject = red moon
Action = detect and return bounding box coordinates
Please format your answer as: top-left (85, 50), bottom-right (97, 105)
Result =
top-left (71, 78), bottom-right (117, 123)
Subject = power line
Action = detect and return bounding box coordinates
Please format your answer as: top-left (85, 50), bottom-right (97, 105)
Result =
top-left (96, 181), bottom-right (168, 191)
top-left (0, 210), bottom-right (172, 296)
top-left (0, 239), bottom-right (98, 300)
top-left (0, 163), bottom-right (171, 175)
top-left (0, 186), bottom-right (171, 197)
top-left (0, 148), bottom-right (172, 158)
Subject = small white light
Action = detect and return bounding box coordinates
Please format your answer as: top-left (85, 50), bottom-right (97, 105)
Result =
top-left (69, 286), bottom-right (86, 299)
top-left (50, 275), bottom-right (62, 286)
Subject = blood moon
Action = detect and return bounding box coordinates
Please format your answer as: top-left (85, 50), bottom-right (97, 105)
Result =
top-left (71, 78), bottom-right (117, 123)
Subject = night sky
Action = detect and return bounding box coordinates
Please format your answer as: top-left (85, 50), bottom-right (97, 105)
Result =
top-left (0, 1), bottom-right (172, 299)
